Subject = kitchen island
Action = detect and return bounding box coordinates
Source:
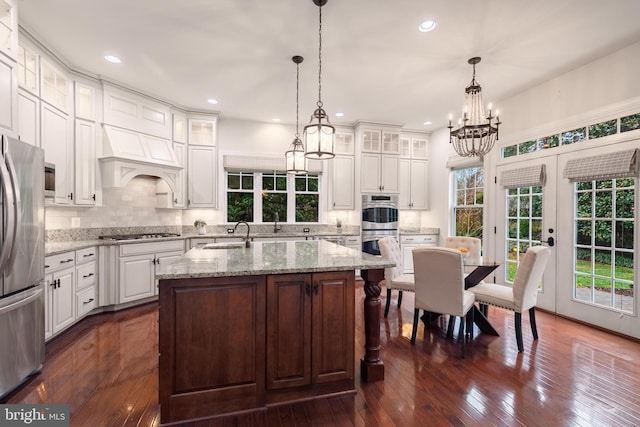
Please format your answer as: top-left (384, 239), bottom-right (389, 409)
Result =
top-left (156, 240), bottom-right (392, 424)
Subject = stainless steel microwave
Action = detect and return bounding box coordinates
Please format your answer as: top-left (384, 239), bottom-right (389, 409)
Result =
top-left (44, 162), bottom-right (55, 198)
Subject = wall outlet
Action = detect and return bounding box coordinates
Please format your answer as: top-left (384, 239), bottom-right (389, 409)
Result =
top-left (227, 228), bottom-right (234, 234)
top-left (175, 216), bottom-right (181, 225)
top-left (303, 227), bottom-right (310, 233)
top-left (71, 217), bottom-right (80, 228)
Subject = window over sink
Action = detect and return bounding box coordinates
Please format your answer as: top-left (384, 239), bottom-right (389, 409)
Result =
top-left (227, 171), bottom-right (320, 224)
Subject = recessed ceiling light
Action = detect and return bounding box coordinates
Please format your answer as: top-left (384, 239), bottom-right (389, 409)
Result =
top-left (272, 118), bottom-right (281, 122)
top-left (104, 55), bottom-right (121, 64)
top-left (418, 20), bottom-right (437, 33)
top-left (423, 121), bottom-right (432, 125)
top-left (207, 98), bottom-right (219, 105)
top-left (335, 112), bottom-right (344, 117)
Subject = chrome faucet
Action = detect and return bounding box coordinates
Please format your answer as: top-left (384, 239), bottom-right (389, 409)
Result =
top-left (234, 221), bottom-right (251, 248)
top-left (273, 212), bottom-right (281, 233)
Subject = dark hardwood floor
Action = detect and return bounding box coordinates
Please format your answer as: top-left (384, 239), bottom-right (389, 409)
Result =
top-left (4, 283), bottom-right (640, 426)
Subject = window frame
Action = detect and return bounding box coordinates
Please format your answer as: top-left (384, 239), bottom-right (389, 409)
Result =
top-left (225, 170), bottom-right (323, 224)
top-left (450, 166), bottom-right (484, 239)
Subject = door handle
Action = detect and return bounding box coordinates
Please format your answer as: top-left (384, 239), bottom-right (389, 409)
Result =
top-left (544, 237), bottom-right (555, 247)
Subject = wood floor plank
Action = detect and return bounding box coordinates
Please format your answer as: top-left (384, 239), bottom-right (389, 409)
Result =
top-left (4, 287), bottom-right (640, 426)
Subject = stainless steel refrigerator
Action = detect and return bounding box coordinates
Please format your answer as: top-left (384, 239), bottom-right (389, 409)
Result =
top-left (0, 134), bottom-right (45, 399)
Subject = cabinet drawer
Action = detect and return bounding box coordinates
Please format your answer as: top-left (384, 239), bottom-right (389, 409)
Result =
top-left (119, 240), bottom-right (184, 256)
top-left (344, 236), bottom-right (361, 245)
top-left (76, 247), bottom-right (97, 264)
top-left (76, 286), bottom-right (97, 318)
top-left (45, 251), bottom-right (76, 273)
top-left (400, 234), bottom-right (438, 245)
top-left (76, 261), bottom-right (97, 291)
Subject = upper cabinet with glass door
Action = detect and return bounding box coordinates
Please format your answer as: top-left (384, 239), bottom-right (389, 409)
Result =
top-left (188, 117), bottom-right (217, 146)
top-left (360, 128), bottom-right (400, 154)
top-left (400, 133), bottom-right (428, 159)
top-left (41, 60), bottom-right (70, 112)
top-left (0, 0), bottom-right (17, 61)
top-left (18, 45), bottom-right (38, 94)
top-left (334, 131), bottom-right (354, 155)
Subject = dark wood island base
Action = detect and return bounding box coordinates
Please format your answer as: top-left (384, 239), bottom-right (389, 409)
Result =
top-left (159, 271), bottom-right (358, 424)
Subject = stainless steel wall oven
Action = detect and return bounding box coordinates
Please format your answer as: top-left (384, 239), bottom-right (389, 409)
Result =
top-left (361, 194), bottom-right (398, 255)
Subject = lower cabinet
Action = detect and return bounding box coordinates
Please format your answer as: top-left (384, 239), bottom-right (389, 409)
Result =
top-left (158, 270), bottom-right (355, 424)
top-left (401, 234), bottom-right (438, 273)
top-left (118, 240), bottom-right (184, 303)
top-left (266, 272), bottom-right (355, 392)
top-left (44, 251), bottom-right (77, 340)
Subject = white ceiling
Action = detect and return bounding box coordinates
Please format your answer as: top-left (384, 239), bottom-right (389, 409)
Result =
top-left (18, 0), bottom-right (640, 131)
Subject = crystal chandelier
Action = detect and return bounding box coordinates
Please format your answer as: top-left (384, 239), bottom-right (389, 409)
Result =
top-left (285, 55), bottom-right (308, 174)
top-left (448, 57), bottom-right (501, 159)
top-left (303, 0), bottom-right (335, 159)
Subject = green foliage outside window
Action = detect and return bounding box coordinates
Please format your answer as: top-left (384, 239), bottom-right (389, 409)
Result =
top-left (620, 113), bottom-right (640, 132)
top-left (588, 119), bottom-right (617, 139)
top-left (453, 167), bottom-right (483, 239)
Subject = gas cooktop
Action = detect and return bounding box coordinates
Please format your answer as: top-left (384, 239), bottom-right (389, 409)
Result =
top-left (98, 233), bottom-right (181, 241)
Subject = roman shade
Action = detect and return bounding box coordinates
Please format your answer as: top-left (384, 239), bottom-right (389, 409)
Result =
top-left (499, 165), bottom-right (546, 189)
top-left (223, 155), bottom-right (323, 173)
top-left (563, 149), bottom-right (638, 182)
top-left (446, 154), bottom-right (483, 170)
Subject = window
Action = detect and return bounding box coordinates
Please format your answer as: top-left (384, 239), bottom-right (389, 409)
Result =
top-left (295, 174), bottom-right (319, 222)
top-left (227, 172), bottom-right (254, 222)
top-left (262, 172), bottom-right (287, 222)
top-left (452, 167), bottom-right (483, 239)
top-left (226, 171), bottom-right (320, 223)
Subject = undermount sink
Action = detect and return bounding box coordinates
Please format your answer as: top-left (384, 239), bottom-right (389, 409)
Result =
top-left (201, 242), bottom-right (245, 250)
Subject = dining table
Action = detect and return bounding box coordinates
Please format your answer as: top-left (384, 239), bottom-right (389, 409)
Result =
top-left (463, 257), bottom-right (502, 336)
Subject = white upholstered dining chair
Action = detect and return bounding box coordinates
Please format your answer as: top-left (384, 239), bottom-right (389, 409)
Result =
top-left (378, 237), bottom-right (415, 318)
top-left (445, 236), bottom-right (482, 265)
top-left (469, 245), bottom-right (551, 352)
top-left (411, 247), bottom-right (476, 358)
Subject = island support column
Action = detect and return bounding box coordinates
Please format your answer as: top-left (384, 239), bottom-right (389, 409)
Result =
top-left (360, 268), bottom-right (384, 382)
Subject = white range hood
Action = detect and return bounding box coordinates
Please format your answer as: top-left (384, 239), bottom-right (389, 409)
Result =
top-left (99, 125), bottom-right (182, 192)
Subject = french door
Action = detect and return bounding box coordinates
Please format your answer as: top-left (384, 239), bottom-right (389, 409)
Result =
top-left (495, 142), bottom-right (638, 338)
top-left (495, 157), bottom-right (558, 311)
top-left (556, 143), bottom-right (638, 338)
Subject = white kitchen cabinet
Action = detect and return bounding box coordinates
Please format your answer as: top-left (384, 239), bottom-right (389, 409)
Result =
top-left (400, 234), bottom-right (438, 273)
top-left (0, 52), bottom-right (17, 136)
top-left (41, 60), bottom-right (70, 113)
top-left (188, 117), bottom-right (217, 146)
top-left (74, 119), bottom-right (96, 205)
top-left (0, 0), bottom-right (17, 61)
top-left (75, 247), bottom-right (97, 319)
top-left (118, 241), bottom-right (184, 304)
top-left (41, 102), bottom-right (72, 204)
top-left (171, 141), bottom-right (186, 208)
top-left (361, 152), bottom-right (399, 193)
top-left (330, 155), bottom-right (355, 209)
top-left (334, 131), bottom-right (354, 155)
top-left (173, 112), bottom-right (186, 143)
top-left (17, 88), bottom-right (39, 146)
top-left (344, 235), bottom-right (361, 251)
top-left (187, 145), bottom-right (217, 208)
top-left (44, 251), bottom-right (77, 340)
top-left (360, 129), bottom-right (400, 155)
top-left (74, 82), bottom-right (96, 121)
top-left (400, 135), bottom-right (428, 160)
top-left (17, 44), bottom-right (38, 95)
top-left (398, 159), bottom-right (428, 209)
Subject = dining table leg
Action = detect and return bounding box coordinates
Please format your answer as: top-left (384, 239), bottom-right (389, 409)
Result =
top-left (472, 305), bottom-right (499, 336)
top-left (360, 268), bottom-right (385, 382)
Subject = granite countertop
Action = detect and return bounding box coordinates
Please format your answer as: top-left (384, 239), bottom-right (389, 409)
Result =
top-left (156, 240), bottom-right (393, 280)
top-left (44, 231), bottom-right (361, 256)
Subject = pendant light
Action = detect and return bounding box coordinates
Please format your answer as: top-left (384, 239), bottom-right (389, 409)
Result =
top-left (448, 57), bottom-right (501, 160)
top-left (303, 0), bottom-right (335, 159)
top-left (285, 55), bottom-right (308, 174)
